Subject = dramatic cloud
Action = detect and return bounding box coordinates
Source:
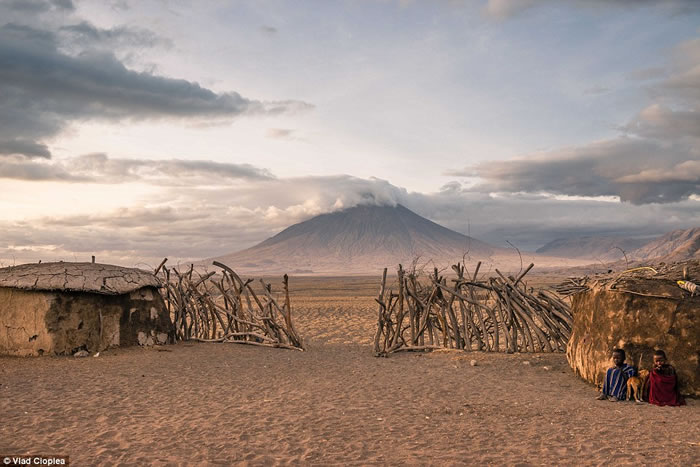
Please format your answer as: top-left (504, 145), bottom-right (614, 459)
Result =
top-left (623, 104), bottom-right (700, 141)
top-left (451, 33), bottom-right (700, 205)
top-left (481, 0), bottom-right (700, 19)
top-left (0, 153), bottom-right (276, 183)
top-left (0, 139), bottom-right (51, 159)
top-left (0, 20), bottom-right (312, 158)
top-left (3, 174), bottom-right (699, 266)
top-left (450, 138), bottom-right (699, 204)
top-left (3, 0), bottom-right (74, 14)
top-left (0, 156), bottom-right (86, 182)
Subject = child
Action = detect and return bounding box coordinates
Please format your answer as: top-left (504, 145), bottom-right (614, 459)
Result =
top-left (596, 348), bottom-right (636, 401)
top-left (648, 349), bottom-right (685, 406)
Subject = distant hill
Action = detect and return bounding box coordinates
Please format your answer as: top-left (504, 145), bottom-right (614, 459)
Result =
top-left (209, 204), bottom-right (583, 275)
top-left (536, 236), bottom-right (651, 261)
top-left (630, 228), bottom-right (700, 262)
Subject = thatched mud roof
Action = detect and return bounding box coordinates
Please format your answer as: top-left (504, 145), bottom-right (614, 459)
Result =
top-left (0, 262), bottom-right (159, 295)
top-left (556, 260), bottom-right (700, 300)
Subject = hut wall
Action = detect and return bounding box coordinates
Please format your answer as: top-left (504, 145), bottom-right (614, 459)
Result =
top-left (566, 287), bottom-right (700, 395)
top-left (0, 286), bottom-right (173, 356)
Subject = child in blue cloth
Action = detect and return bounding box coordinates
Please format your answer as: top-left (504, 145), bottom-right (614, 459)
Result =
top-left (596, 348), bottom-right (636, 401)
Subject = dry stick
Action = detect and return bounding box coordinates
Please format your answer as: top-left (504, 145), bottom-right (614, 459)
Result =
top-left (495, 270), bottom-right (554, 352)
top-left (500, 285), bottom-right (546, 351)
top-left (436, 296), bottom-right (450, 348)
top-left (441, 295), bottom-right (462, 349)
top-left (390, 274), bottom-right (412, 351)
top-left (431, 281), bottom-right (494, 315)
top-left (401, 290), bottom-right (417, 348)
top-left (468, 261), bottom-right (490, 350)
top-left (499, 283), bottom-right (536, 352)
top-left (384, 295), bottom-right (400, 352)
top-left (374, 268), bottom-right (388, 354)
top-left (452, 263), bottom-right (470, 350)
top-left (282, 274), bottom-right (302, 348)
top-left (390, 345), bottom-right (441, 354)
top-left (394, 267), bottom-right (412, 347)
top-left (400, 284), bottom-right (435, 349)
top-left (215, 279), bottom-right (235, 335)
top-left (492, 275), bottom-right (530, 350)
top-left (506, 288), bottom-right (551, 352)
top-left (514, 262), bottom-right (534, 286)
top-left (457, 296), bottom-right (470, 350)
top-left (442, 278), bottom-right (463, 349)
top-left (192, 271), bottom-right (216, 288)
top-left (258, 280), bottom-right (285, 342)
top-left (494, 301), bottom-right (508, 351)
top-left (529, 296), bottom-right (569, 346)
top-left (194, 338), bottom-right (304, 351)
top-left (472, 285), bottom-right (499, 352)
top-left (462, 281), bottom-right (487, 351)
top-left (492, 280), bottom-right (523, 351)
top-left (211, 303), bottom-right (267, 332)
top-left (536, 292), bottom-right (573, 326)
top-left (154, 257), bottom-right (168, 275)
top-left (204, 295), bottom-right (228, 339)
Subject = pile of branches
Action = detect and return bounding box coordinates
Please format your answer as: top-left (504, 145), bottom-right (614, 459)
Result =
top-left (374, 261), bottom-right (572, 356)
top-left (554, 261), bottom-right (700, 299)
top-left (553, 276), bottom-right (590, 297)
top-left (154, 259), bottom-right (303, 350)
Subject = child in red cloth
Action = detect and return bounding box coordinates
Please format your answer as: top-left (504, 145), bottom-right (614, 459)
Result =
top-left (648, 349), bottom-right (685, 406)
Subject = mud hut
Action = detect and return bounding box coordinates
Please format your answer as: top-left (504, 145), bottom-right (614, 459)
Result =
top-left (566, 262), bottom-right (700, 395)
top-left (0, 262), bottom-right (174, 356)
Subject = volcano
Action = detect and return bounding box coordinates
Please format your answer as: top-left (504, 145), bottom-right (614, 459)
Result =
top-left (209, 204), bottom-right (566, 275)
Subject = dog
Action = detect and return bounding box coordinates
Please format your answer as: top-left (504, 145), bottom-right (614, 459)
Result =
top-left (627, 369), bottom-right (650, 403)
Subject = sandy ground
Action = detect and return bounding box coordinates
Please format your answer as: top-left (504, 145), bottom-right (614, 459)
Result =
top-left (1, 277), bottom-right (699, 465)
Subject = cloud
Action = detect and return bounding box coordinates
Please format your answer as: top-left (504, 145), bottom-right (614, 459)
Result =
top-left (450, 33), bottom-right (700, 205)
top-left (616, 160), bottom-right (700, 184)
top-left (3, 0), bottom-right (74, 13)
top-left (0, 139), bottom-right (51, 158)
top-left (450, 138), bottom-right (698, 204)
top-left (66, 153), bottom-right (277, 183)
top-left (0, 153), bottom-right (276, 183)
top-left (482, 0), bottom-right (539, 20)
top-left (58, 21), bottom-right (173, 50)
top-left (623, 104), bottom-right (700, 141)
top-left (3, 174), bottom-right (699, 266)
top-left (260, 25), bottom-right (278, 35)
top-left (0, 21), bottom-right (313, 158)
top-left (0, 156), bottom-right (87, 181)
top-left (481, 0), bottom-right (700, 19)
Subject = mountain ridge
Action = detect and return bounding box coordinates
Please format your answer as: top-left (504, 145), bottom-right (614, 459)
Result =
top-left (208, 204), bottom-right (584, 275)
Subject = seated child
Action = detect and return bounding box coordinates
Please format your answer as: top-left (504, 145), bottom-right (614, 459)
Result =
top-left (648, 349), bottom-right (685, 406)
top-left (596, 348), bottom-right (636, 401)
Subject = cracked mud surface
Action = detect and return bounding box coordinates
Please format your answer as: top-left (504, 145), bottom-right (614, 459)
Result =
top-left (0, 262), bottom-right (158, 295)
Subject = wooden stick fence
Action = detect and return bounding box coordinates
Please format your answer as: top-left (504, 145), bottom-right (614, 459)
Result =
top-left (154, 258), bottom-right (304, 351)
top-left (374, 261), bottom-right (572, 356)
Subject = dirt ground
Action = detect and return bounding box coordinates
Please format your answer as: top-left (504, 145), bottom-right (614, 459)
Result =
top-left (1, 275), bottom-right (698, 465)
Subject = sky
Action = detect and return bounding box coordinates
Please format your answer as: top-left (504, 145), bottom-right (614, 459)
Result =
top-left (1, 0), bottom-right (699, 267)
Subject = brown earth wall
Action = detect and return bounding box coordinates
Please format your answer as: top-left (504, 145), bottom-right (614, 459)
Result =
top-left (566, 287), bottom-right (700, 395)
top-left (0, 287), bottom-right (173, 356)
